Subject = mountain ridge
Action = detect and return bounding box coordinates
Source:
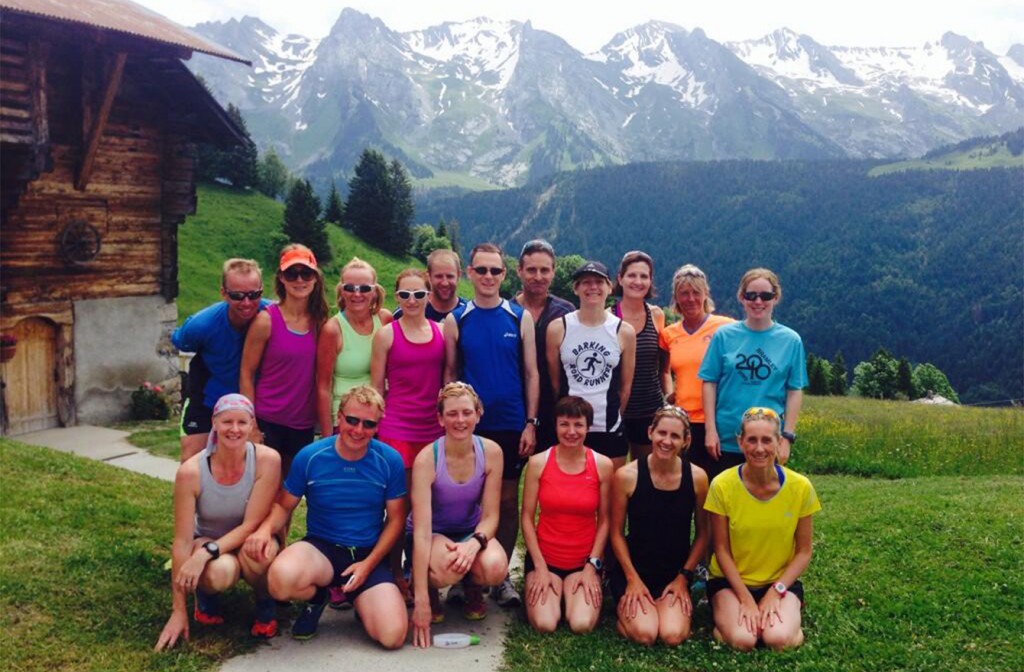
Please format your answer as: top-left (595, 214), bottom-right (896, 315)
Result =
top-left (187, 10), bottom-right (1024, 187)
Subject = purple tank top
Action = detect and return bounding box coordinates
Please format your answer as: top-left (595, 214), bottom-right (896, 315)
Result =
top-left (254, 304), bottom-right (317, 429)
top-left (377, 319), bottom-right (445, 443)
top-left (407, 435), bottom-right (486, 533)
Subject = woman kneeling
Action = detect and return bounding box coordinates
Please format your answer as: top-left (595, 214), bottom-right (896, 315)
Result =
top-left (521, 396), bottom-right (613, 634)
top-left (610, 405), bottom-right (709, 646)
top-left (704, 407), bottom-right (821, 651)
top-left (409, 382), bottom-right (508, 647)
top-left (155, 394), bottom-right (281, 650)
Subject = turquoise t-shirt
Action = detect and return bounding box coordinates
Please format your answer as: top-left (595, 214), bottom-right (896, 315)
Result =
top-left (698, 322), bottom-right (807, 454)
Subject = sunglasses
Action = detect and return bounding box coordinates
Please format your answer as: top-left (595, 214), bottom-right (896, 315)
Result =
top-left (743, 406), bottom-right (779, 419)
top-left (742, 291), bottom-right (776, 302)
top-left (472, 266), bottom-right (505, 276)
top-left (520, 239), bottom-right (554, 257)
top-left (343, 415), bottom-right (379, 430)
top-left (397, 289), bottom-right (429, 300)
top-left (343, 283), bottom-right (374, 294)
top-left (283, 267), bottom-right (316, 282)
top-left (224, 289), bottom-right (263, 301)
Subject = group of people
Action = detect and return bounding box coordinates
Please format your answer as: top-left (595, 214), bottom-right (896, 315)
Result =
top-left (156, 238), bottom-right (821, 654)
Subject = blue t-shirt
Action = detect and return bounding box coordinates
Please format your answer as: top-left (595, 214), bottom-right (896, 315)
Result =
top-left (172, 300), bottom-right (270, 409)
top-left (698, 322), bottom-right (808, 454)
top-left (284, 436), bottom-right (407, 547)
top-left (454, 299), bottom-right (526, 432)
top-left (394, 297), bottom-right (467, 322)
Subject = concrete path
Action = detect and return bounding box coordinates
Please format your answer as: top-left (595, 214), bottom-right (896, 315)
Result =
top-left (16, 425), bottom-right (517, 672)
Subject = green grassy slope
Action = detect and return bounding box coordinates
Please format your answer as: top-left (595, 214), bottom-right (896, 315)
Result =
top-left (870, 140), bottom-right (1024, 175)
top-left (177, 183), bottom-right (470, 322)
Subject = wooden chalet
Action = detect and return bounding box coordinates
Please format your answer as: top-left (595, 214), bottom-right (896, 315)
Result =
top-left (0, 0), bottom-right (250, 435)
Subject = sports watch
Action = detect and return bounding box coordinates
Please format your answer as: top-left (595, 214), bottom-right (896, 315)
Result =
top-left (772, 581), bottom-right (787, 596)
top-left (586, 557), bottom-right (604, 572)
top-left (525, 417), bottom-right (540, 427)
top-left (781, 430), bottom-right (797, 444)
top-left (202, 541), bottom-right (220, 560)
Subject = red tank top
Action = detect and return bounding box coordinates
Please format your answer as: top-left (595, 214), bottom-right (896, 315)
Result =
top-left (536, 447), bottom-right (600, 570)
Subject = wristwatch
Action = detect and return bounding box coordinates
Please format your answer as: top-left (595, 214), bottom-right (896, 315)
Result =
top-left (781, 430), bottom-right (797, 444)
top-left (586, 556), bottom-right (603, 572)
top-left (471, 532), bottom-right (488, 550)
top-left (525, 417), bottom-right (540, 427)
top-left (772, 581), bottom-right (787, 596)
top-left (202, 541), bottom-right (220, 560)
top-left (679, 568), bottom-right (696, 585)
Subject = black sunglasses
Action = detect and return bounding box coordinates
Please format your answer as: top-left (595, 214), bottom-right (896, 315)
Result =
top-left (472, 266), bottom-right (505, 276)
top-left (343, 415), bottom-right (379, 430)
top-left (397, 289), bottom-right (429, 300)
top-left (742, 291), bottom-right (777, 302)
top-left (283, 267), bottom-right (316, 282)
top-left (343, 283), bottom-right (374, 293)
top-left (224, 289), bottom-right (263, 301)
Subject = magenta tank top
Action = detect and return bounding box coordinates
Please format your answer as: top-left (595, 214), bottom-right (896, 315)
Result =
top-left (378, 319), bottom-right (445, 443)
top-left (254, 304), bottom-right (317, 429)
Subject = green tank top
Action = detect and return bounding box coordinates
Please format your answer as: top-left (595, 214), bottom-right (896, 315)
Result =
top-left (331, 312), bottom-right (382, 416)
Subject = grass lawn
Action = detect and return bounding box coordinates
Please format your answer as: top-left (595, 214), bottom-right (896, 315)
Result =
top-left (115, 418), bottom-right (181, 461)
top-left (178, 184), bottom-right (473, 321)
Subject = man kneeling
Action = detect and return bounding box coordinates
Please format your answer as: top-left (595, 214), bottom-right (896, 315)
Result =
top-left (247, 386), bottom-right (408, 647)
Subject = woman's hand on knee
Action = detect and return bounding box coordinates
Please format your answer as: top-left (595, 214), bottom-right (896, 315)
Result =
top-left (660, 575), bottom-right (692, 616)
top-left (620, 576), bottom-right (654, 620)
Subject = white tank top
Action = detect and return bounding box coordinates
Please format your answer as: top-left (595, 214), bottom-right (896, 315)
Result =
top-left (558, 312), bottom-right (623, 433)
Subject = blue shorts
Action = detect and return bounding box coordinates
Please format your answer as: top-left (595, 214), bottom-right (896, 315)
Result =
top-left (303, 536), bottom-right (395, 599)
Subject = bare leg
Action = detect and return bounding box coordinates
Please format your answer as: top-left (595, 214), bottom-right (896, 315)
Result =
top-left (656, 594), bottom-right (691, 646)
top-left (711, 589), bottom-right (757, 652)
top-left (524, 571), bottom-right (563, 633)
top-left (616, 595), bottom-right (659, 646)
top-left (497, 480), bottom-right (520, 562)
top-left (562, 570), bottom-right (601, 634)
top-left (267, 541), bottom-right (334, 602)
top-left (354, 583), bottom-right (408, 649)
top-left (180, 433), bottom-right (207, 462)
top-left (760, 593), bottom-right (804, 650)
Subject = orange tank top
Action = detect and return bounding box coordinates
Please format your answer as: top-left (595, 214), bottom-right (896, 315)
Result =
top-left (536, 447), bottom-right (600, 570)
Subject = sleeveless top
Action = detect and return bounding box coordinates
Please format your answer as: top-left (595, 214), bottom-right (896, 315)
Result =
top-left (377, 319), bottom-right (446, 443)
top-left (331, 312), bottom-right (382, 417)
top-left (195, 442), bottom-right (257, 539)
top-left (254, 304), bottom-right (317, 428)
top-left (615, 302), bottom-right (664, 419)
top-left (454, 300), bottom-right (526, 432)
top-left (625, 454), bottom-right (695, 593)
top-left (558, 312), bottom-right (623, 433)
top-left (536, 447), bottom-right (600, 570)
top-left (406, 435), bottom-right (486, 534)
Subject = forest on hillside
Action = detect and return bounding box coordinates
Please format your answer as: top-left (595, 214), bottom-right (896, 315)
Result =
top-left (416, 161), bottom-right (1023, 404)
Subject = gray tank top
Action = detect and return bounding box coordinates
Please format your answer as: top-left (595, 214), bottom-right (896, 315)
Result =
top-left (194, 442), bottom-right (256, 539)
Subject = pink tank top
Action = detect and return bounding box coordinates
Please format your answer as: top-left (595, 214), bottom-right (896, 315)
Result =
top-left (377, 319), bottom-right (445, 443)
top-left (537, 447), bottom-right (600, 570)
top-left (254, 304), bottom-right (317, 429)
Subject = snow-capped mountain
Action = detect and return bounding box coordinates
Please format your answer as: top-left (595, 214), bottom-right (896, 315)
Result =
top-left (188, 11), bottom-right (1024, 186)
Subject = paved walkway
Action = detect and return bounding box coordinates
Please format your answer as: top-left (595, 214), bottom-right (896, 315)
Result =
top-left (17, 425), bottom-right (516, 672)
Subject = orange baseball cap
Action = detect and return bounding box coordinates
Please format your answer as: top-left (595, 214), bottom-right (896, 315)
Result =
top-left (279, 246), bottom-right (318, 271)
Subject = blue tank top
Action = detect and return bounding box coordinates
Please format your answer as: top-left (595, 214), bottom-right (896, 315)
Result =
top-left (455, 300), bottom-right (525, 432)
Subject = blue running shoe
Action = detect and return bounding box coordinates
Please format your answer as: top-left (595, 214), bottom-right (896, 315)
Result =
top-left (291, 599), bottom-right (327, 640)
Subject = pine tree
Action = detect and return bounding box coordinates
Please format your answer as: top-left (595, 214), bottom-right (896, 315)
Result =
top-left (324, 181), bottom-right (345, 227)
top-left (223, 104), bottom-right (258, 189)
top-left (897, 357), bottom-right (917, 399)
top-left (388, 158), bottom-right (414, 255)
top-left (257, 148), bottom-right (289, 199)
top-left (808, 356), bottom-right (831, 396)
top-left (282, 179), bottom-right (331, 264)
top-left (830, 352), bottom-right (847, 396)
top-left (437, 219), bottom-right (448, 240)
top-left (345, 149), bottom-right (393, 250)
